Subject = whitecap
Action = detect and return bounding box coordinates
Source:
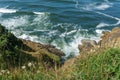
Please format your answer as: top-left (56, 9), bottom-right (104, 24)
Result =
top-left (33, 29), bottom-right (49, 32)
top-left (33, 12), bottom-right (45, 15)
top-left (95, 12), bottom-right (120, 28)
top-left (96, 22), bottom-right (109, 28)
top-left (66, 30), bottom-right (77, 35)
top-left (0, 16), bottom-right (29, 30)
top-left (59, 32), bottom-right (67, 37)
top-left (32, 12), bottom-right (50, 25)
top-left (19, 34), bottom-right (39, 42)
top-left (95, 3), bottom-right (111, 10)
top-left (96, 11), bottom-right (120, 21)
top-left (96, 29), bottom-right (104, 34)
top-left (96, 21), bottom-right (120, 29)
top-left (95, 29), bottom-right (110, 35)
top-left (0, 8), bottom-right (16, 13)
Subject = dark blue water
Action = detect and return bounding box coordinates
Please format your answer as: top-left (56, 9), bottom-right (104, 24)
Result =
top-left (0, 0), bottom-right (120, 58)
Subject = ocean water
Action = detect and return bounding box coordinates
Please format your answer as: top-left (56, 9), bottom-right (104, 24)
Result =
top-left (0, 0), bottom-right (120, 58)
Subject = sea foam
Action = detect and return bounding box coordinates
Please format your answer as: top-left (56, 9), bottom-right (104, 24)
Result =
top-left (95, 3), bottom-right (111, 10)
top-left (95, 12), bottom-right (120, 28)
top-left (33, 12), bottom-right (45, 15)
top-left (0, 9), bottom-right (103, 59)
top-left (83, 2), bottom-right (112, 11)
top-left (96, 23), bottom-right (109, 28)
top-left (0, 8), bottom-right (16, 13)
top-left (0, 16), bottom-right (29, 30)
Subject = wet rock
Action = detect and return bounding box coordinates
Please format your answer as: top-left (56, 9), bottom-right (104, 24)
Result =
top-left (78, 39), bottom-right (97, 53)
top-left (78, 27), bottom-right (120, 54)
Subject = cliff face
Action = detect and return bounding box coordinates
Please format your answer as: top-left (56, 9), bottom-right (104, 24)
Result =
top-left (1, 22), bottom-right (120, 70)
top-left (61, 27), bottom-right (120, 79)
top-left (99, 27), bottom-right (120, 48)
top-left (78, 27), bottom-right (120, 54)
top-left (0, 24), bottom-right (65, 68)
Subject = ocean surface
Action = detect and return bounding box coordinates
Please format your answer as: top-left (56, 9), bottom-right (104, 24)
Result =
top-left (0, 0), bottom-right (120, 58)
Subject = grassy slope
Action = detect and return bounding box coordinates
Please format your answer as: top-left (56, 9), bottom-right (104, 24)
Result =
top-left (1, 24), bottom-right (120, 80)
top-left (0, 24), bottom-right (62, 69)
top-left (70, 48), bottom-right (120, 80)
top-left (1, 48), bottom-right (120, 80)
top-left (0, 24), bottom-right (37, 68)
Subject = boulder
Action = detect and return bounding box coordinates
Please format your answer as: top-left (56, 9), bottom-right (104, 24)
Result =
top-left (22, 39), bottom-right (65, 57)
top-left (78, 39), bottom-right (97, 53)
top-left (99, 27), bottom-right (120, 48)
top-left (21, 39), bottom-right (65, 67)
top-left (78, 27), bottom-right (120, 54)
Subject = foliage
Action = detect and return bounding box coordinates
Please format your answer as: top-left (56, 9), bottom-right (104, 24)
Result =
top-left (0, 47), bottom-right (120, 80)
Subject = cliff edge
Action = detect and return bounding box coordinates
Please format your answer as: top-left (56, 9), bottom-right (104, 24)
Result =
top-left (0, 24), bottom-right (65, 68)
top-left (78, 27), bottom-right (120, 54)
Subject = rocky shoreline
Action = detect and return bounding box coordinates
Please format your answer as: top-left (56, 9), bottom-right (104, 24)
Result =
top-left (1, 24), bottom-right (120, 79)
top-left (0, 24), bottom-right (64, 68)
top-left (63, 27), bottom-right (120, 69)
top-left (78, 27), bottom-right (120, 54)
top-left (1, 23), bottom-right (120, 69)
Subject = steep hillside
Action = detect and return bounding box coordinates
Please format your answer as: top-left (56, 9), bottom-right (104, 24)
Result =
top-left (0, 24), bottom-right (64, 69)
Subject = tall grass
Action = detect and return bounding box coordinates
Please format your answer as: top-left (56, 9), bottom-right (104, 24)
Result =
top-left (70, 48), bottom-right (120, 80)
top-left (0, 48), bottom-right (120, 80)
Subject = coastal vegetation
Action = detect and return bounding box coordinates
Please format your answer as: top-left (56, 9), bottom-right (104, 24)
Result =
top-left (0, 24), bottom-right (120, 80)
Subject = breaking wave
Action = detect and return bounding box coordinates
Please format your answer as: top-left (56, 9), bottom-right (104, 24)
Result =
top-left (0, 0), bottom-right (120, 59)
top-left (0, 8), bottom-right (16, 13)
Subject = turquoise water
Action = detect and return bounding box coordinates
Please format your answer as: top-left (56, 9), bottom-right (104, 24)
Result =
top-left (0, 0), bottom-right (120, 58)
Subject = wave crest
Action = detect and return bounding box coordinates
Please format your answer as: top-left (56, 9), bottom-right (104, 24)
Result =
top-left (0, 8), bottom-right (16, 13)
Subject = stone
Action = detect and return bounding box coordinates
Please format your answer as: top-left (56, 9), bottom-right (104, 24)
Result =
top-left (99, 27), bottom-right (120, 48)
top-left (78, 27), bottom-right (120, 54)
top-left (78, 39), bottom-right (97, 53)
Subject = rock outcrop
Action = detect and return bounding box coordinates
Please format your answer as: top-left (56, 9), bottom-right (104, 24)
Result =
top-left (0, 24), bottom-right (65, 68)
top-left (78, 27), bottom-right (120, 54)
top-left (21, 39), bottom-right (65, 66)
top-left (99, 27), bottom-right (120, 48)
top-left (78, 39), bottom-right (97, 53)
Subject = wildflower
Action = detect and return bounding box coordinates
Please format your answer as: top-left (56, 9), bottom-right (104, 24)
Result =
top-left (28, 62), bottom-right (32, 67)
top-left (21, 66), bottom-right (26, 69)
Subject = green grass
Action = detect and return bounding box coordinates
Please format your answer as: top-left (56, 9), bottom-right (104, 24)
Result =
top-left (0, 48), bottom-right (120, 80)
top-left (70, 48), bottom-right (120, 80)
top-left (1, 24), bottom-right (120, 80)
